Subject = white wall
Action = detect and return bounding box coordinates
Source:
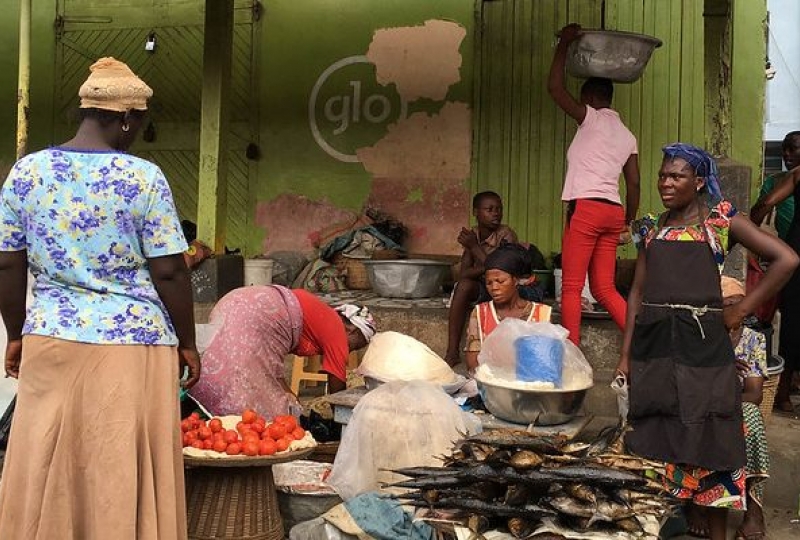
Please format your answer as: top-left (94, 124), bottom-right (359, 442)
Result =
top-left (765, 0), bottom-right (800, 141)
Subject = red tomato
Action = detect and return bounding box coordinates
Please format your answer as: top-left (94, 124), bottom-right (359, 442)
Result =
top-left (180, 419), bottom-right (193, 433)
top-left (225, 443), bottom-right (242, 456)
top-left (267, 423), bottom-right (287, 440)
top-left (279, 416), bottom-right (297, 433)
top-left (208, 418), bottom-right (223, 433)
top-left (250, 421), bottom-right (265, 434)
top-left (292, 427), bottom-right (306, 440)
top-left (241, 409), bottom-right (258, 425)
top-left (283, 432), bottom-right (296, 442)
top-left (212, 439), bottom-right (228, 453)
top-left (223, 430), bottom-right (239, 444)
top-left (190, 412), bottom-right (201, 421)
top-left (261, 431), bottom-right (276, 441)
top-left (259, 439), bottom-right (277, 456)
top-left (236, 421), bottom-right (253, 435)
top-left (183, 431), bottom-right (198, 447)
top-left (197, 426), bottom-right (213, 441)
top-left (242, 441), bottom-right (259, 457)
top-left (191, 440), bottom-right (205, 450)
top-left (242, 432), bottom-right (260, 446)
top-left (203, 438), bottom-right (214, 450)
top-left (275, 437), bottom-right (291, 452)
top-left (212, 431), bottom-right (225, 442)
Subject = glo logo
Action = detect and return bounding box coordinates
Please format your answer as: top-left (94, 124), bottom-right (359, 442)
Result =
top-left (309, 56), bottom-right (407, 162)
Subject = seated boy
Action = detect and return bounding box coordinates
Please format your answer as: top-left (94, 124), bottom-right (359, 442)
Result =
top-left (445, 191), bottom-right (518, 365)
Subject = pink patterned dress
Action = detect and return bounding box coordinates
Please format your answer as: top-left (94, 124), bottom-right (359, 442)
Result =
top-left (189, 285), bottom-right (303, 419)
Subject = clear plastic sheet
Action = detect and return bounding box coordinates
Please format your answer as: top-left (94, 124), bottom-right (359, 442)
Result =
top-left (477, 319), bottom-right (592, 391)
top-left (327, 380), bottom-right (482, 501)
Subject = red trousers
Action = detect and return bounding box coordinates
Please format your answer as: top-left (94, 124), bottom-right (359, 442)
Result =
top-left (561, 199), bottom-right (627, 345)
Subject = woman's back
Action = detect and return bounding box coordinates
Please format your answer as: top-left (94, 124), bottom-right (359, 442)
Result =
top-left (1, 148), bottom-right (186, 345)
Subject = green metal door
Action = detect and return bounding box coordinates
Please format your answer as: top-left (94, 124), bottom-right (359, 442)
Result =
top-left (473, 0), bottom-right (705, 257)
top-left (53, 0), bottom-right (259, 253)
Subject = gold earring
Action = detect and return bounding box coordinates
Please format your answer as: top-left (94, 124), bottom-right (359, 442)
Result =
top-left (122, 124), bottom-right (130, 132)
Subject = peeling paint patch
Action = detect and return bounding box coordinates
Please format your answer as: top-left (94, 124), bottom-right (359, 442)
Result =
top-left (356, 101), bottom-right (471, 179)
top-left (367, 177), bottom-right (468, 256)
top-left (366, 19), bottom-right (466, 103)
top-left (254, 193), bottom-right (357, 255)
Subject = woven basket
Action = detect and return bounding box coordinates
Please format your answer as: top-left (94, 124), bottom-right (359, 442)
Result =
top-left (341, 257), bottom-right (371, 290)
top-left (186, 466), bottom-right (283, 540)
top-left (759, 375), bottom-right (779, 423)
top-left (307, 441), bottom-right (340, 464)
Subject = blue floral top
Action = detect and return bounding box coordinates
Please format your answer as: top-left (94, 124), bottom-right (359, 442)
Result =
top-left (0, 148), bottom-right (188, 345)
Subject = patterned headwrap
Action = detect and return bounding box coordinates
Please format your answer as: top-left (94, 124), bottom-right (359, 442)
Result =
top-left (335, 304), bottom-right (376, 343)
top-left (662, 143), bottom-right (723, 207)
top-left (79, 57), bottom-right (153, 112)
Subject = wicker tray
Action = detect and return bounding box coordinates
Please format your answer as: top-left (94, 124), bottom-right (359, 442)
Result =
top-left (184, 447), bottom-right (315, 468)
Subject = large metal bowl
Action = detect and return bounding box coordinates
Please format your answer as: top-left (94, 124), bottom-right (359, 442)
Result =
top-left (363, 259), bottom-right (451, 298)
top-left (477, 379), bottom-right (591, 426)
top-left (566, 30), bottom-right (662, 83)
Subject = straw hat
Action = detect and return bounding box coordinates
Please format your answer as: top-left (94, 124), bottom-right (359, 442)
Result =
top-left (78, 57), bottom-right (153, 112)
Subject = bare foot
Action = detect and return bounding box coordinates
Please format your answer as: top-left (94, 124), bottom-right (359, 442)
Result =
top-left (685, 504), bottom-right (709, 538)
top-left (736, 504), bottom-right (766, 540)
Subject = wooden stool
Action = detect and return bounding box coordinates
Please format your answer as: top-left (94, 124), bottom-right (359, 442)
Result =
top-left (289, 355), bottom-right (327, 395)
top-left (288, 352), bottom-right (362, 395)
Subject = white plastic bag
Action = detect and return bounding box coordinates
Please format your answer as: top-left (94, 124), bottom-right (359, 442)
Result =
top-left (610, 373), bottom-right (629, 420)
top-left (357, 331), bottom-right (459, 386)
top-left (327, 380), bottom-right (481, 501)
top-left (477, 319), bottom-right (592, 390)
top-left (289, 517), bottom-right (358, 540)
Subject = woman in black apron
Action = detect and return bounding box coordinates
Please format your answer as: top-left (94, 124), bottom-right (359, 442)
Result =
top-left (617, 143), bottom-right (798, 540)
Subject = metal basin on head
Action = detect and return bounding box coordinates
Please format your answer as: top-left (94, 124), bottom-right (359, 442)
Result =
top-left (567, 30), bottom-right (663, 83)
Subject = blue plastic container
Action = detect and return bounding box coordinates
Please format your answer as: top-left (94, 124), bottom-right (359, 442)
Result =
top-left (514, 335), bottom-right (564, 386)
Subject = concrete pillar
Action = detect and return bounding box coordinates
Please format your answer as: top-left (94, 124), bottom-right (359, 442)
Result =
top-left (718, 156), bottom-right (751, 280)
top-left (197, 0), bottom-right (234, 253)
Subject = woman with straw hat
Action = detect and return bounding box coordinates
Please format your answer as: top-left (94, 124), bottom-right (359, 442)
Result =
top-left (0, 57), bottom-right (199, 538)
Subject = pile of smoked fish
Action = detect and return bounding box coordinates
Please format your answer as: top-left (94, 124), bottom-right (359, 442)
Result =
top-left (385, 424), bottom-right (677, 539)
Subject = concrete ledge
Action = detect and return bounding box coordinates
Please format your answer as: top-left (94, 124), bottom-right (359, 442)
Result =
top-left (368, 303), bottom-right (621, 418)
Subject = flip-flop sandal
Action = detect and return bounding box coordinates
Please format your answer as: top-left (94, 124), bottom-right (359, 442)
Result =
top-left (735, 528), bottom-right (766, 540)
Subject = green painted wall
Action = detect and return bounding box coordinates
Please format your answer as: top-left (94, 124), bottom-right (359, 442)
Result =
top-left (0, 1), bottom-right (20, 173)
top-left (473, 0), bottom-right (707, 258)
top-left (0, 0), bottom-right (57, 173)
top-left (0, 0), bottom-right (766, 258)
top-left (255, 0), bottom-right (475, 255)
top-left (729, 0), bottom-right (767, 199)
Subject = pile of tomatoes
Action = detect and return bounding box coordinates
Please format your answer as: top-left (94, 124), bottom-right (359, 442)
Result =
top-left (181, 409), bottom-right (306, 457)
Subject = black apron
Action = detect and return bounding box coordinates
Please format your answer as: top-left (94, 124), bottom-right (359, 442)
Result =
top-left (626, 231), bottom-right (746, 471)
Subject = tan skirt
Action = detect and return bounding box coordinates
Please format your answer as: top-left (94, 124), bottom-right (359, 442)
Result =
top-left (0, 336), bottom-right (187, 540)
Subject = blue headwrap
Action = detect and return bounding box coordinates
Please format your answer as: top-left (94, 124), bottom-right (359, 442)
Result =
top-left (661, 143), bottom-right (723, 207)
